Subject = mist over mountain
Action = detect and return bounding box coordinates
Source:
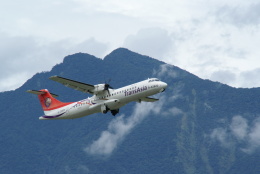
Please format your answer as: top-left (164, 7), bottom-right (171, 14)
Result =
top-left (0, 48), bottom-right (259, 174)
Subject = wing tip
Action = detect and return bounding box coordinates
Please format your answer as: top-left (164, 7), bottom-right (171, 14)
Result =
top-left (49, 75), bottom-right (58, 80)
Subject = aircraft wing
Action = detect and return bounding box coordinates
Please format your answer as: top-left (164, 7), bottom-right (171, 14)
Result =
top-left (139, 97), bottom-right (159, 102)
top-left (49, 76), bottom-right (95, 94)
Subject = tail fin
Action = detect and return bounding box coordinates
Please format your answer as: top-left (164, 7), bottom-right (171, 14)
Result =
top-left (27, 89), bottom-right (72, 111)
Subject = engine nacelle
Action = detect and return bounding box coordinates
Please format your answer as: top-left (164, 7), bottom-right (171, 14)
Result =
top-left (93, 84), bottom-right (106, 93)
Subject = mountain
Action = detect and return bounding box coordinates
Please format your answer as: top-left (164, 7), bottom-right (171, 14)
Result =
top-left (0, 48), bottom-right (259, 174)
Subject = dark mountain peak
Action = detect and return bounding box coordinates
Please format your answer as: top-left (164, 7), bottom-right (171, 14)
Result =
top-left (50, 52), bottom-right (103, 78)
top-left (63, 52), bottom-right (101, 64)
top-left (104, 47), bottom-right (165, 65)
top-left (105, 47), bottom-right (134, 58)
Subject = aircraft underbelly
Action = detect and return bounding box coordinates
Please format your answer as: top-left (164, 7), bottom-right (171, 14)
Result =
top-left (65, 104), bottom-right (99, 119)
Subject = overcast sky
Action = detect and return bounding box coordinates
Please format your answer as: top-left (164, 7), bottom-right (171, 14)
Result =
top-left (1, 0), bottom-right (260, 91)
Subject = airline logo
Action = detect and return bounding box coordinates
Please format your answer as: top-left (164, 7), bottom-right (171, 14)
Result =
top-left (124, 86), bottom-right (148, 97)
top-left (45, 98), bottom-right (52, 108)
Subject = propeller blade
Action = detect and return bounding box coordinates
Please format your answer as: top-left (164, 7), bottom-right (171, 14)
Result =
top-left (104, 79), bottom-right (113, 95)
top-left (104, 84), bottom-right (111, 95)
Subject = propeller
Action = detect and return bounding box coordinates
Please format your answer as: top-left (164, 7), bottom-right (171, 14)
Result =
top-left (104, 79), bottom-right (113, 95)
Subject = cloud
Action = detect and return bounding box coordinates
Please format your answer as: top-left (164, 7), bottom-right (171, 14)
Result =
top-left (64, 165), bottom-right (90, 174)
top-left (239, 68), bottom-right (260, 88)
top-left (153, 63), bottom-right (182, 105)
top-left (242, 117), bottom-right (260, 153)
top-left (210, 70), bottom-right (237, 86)
top-left (156, 64), bottom-right (178, 79)
top-left (215, 2), bottom-right (260, 27)
top-left (68, 37), bottom-right (108, 58)
top-left (210, 127), bottom-right (232, 148)
top-left (85, 99), bottom-right (164, 156)
top-left (210, 67), bottom-right (260, 88)
top-left (0, 33), bottom-right (108, 91)
top-left (210, 115), bottom-right (260, 154)
top-left (230, 115), bottom-right (248, 140)
top-left (163, 107), bottom-right (184, 117)
top-left (1, 0), bottom-right (260, 89)
top-left (123, 28), bottom-right (173, 59)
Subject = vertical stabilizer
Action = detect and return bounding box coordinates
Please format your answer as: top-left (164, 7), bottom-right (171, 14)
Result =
top-left (27, 89), bottom-right (72, 112)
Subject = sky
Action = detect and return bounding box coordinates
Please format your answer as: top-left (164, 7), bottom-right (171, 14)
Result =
top-left (1, 0), bottom-right (260, 91)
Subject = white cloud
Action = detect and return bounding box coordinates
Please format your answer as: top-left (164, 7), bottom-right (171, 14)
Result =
top-left (242, 118), bottom-right (260, 153)
top-left (0, 73), bottom-right (30, 92)
top-left (0, 33), bottom-right (108, 91)
top-left (215, 2), bottom-right (260, 27)
top-left (85, 99), bottom-right (164, 156)
top-left (210, 70), bottom-right (236, 85)
top-left (210, 127), bottom-right (232, 148)
top-left (210, 115), bottom-right (260, 154)
top-left (123, 28), bottom-right (173, 59)
top-left (230, 116), bottom-right (248, 140)
top-left (239, 68), bottom-right (260, 88)
top-left (154, 64), bottom-right (184, 105)
top-left (155, 64), bottom-right (178, 79)
top-left (163, 107), bottom-right (184, 117)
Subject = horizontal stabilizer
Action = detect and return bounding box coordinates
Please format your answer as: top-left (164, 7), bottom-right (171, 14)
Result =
top-left (26, 90), bottom-right (59, 98)
top-left (139, 97), bottom-right (159, 102)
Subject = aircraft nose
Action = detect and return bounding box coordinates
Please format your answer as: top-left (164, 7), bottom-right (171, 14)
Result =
top-left (161, 82), bottom-right (168, 88)
top-left (159, 82), bottom-right (168, 92)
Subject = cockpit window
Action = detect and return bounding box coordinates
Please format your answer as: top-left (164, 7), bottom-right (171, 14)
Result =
top-left (148, 78), bottom-right (160, 82)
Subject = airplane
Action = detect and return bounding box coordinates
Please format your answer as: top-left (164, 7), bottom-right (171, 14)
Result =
top-left (27, 76), bottom-right (168, 120)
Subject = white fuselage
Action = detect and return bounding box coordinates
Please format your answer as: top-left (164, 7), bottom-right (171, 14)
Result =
top-left (40, 78), bottom-right (167, 120)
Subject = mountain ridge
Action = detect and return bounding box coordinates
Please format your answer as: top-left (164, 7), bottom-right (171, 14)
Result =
top-left (0, 48), bottom-right (259, 174)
